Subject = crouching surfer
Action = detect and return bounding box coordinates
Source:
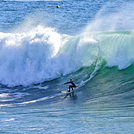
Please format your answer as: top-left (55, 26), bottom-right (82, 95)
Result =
top-left (64, 79), bottom-right (76, 92)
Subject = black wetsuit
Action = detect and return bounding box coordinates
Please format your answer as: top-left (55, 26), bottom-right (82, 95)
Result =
top-left (66, 81), bottom-right (76, 91)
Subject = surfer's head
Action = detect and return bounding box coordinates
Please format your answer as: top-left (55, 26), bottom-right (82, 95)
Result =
top-left (70, 79), bottom-right (73, 81)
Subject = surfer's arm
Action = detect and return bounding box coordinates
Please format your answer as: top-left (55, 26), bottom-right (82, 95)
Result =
top-left (64, 82), bottom-right (71, 84)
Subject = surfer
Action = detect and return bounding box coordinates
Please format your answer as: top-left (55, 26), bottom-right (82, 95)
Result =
top-left (64, 79), bottom-right (76, 92)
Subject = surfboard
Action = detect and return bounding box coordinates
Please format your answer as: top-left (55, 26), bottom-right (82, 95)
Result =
top-left (61, 90), bottom-right (74, 95)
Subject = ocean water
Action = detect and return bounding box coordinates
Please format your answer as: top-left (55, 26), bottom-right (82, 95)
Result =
top-left (0, 0), bottom-right (134, 133)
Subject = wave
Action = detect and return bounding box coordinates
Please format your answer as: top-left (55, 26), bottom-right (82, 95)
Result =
top-left (0, 24), bottom-right (134, 87)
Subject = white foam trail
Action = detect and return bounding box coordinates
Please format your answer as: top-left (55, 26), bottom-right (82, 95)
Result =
top-left (0, 93), bottom-right (9, 98)
top-left (1, 118), bottom-right (15, 122)
top-left (0, 104), bottom-right (13, 108)
top-left (34, 85), bottom-right (49, 90)
top-left (78, 58), bottom-right (101, 88)
top-left (17, 94), bottom-right (58, 105)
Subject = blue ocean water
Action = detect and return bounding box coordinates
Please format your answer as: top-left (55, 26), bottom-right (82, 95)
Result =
top-left (0, 0), bottom-right (134, 133)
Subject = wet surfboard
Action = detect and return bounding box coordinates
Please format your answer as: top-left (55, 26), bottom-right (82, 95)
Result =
top-left (61, 90), bottom-right (74, 95)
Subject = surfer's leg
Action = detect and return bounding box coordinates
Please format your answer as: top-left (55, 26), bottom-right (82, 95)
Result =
top-left (69, 85), bottom-right (72, 92)
top-left (69, 85), bottom-right (73, 96)
top-left (69, 85), bottom-right (74, 91)
top-left (72, 85), bottom-right (75, 90)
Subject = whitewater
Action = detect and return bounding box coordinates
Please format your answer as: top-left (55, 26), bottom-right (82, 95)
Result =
top-left (0, 0), bottom-right (134, 133)
top-left (1, 28), bottom-right (134, 87)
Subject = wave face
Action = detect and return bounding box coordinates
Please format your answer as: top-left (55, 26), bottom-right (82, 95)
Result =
top-left (0, 26), bottom-right (134, 87)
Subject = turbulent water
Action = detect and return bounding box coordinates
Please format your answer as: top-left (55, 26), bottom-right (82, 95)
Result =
top-left (0, 0), bottom-right (134, 133)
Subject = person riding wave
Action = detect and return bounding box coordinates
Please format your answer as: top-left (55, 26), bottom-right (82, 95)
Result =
top-left (64, 79), bottom-right (76, 92)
